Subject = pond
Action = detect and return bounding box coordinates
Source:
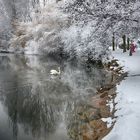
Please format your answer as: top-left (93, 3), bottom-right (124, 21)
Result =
top-left (0, 54), bottom-right (112, 140)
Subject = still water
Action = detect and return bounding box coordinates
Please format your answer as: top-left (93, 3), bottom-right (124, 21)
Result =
top-left (0, 54), bottom-right (111, 140)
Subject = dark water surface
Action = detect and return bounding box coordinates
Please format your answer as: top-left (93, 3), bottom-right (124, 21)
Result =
top-left (0, 54), bottom-right (111, 140)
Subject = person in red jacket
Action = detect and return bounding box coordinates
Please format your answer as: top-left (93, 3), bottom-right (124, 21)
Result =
top-left (130, 41), bottom-right (136, 53)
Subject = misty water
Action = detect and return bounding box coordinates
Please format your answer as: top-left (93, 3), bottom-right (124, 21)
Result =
top-left (0, 53), bottom-right (112, 140)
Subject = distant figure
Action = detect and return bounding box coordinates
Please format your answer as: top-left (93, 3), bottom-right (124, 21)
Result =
top-left (130, 41), bottom-right (136, 53)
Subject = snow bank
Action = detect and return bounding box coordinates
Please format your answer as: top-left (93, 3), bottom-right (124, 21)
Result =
top-left (103, 49), bottom-right (140, 140)
top-left (112, 49), bottom-right (140, 75)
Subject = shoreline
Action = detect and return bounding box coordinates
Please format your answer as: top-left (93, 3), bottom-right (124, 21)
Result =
top-left (69, 58), bottom-right (127, 140)
top-left (103, 49), bottom-right (140, 140)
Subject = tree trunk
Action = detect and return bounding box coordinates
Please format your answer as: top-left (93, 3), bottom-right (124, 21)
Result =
top-left (122, 35), bottom-right (126, 53)
top-left (116, 39), bottom-right (118, 49)
top-left (112, 33), bottom-right (115, 51)
top-left (127, 38), bottom-right (130, 50)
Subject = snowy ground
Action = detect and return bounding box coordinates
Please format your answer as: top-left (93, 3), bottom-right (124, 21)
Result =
top-left (103, 48), bottom-right (140, 140)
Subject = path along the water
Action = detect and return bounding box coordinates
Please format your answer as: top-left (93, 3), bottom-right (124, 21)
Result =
top-left (103, 49), bottom-right (140, 140)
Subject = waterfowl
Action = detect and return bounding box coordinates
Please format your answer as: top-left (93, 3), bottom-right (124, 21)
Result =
top-left (50, 67), bottom-right (61, 75)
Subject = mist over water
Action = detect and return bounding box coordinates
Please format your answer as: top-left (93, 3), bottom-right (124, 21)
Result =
top-left (0, 54), bottom-right (111, 140)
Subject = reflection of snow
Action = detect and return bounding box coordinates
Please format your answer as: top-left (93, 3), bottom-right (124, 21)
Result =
top-left (103, 49), bottom-right (140, 140)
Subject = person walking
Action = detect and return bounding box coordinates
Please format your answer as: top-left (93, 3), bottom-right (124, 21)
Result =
top-left (130, 41), bottom-right (136, 53)
top-left (129, 41), bottom-right (136, 56)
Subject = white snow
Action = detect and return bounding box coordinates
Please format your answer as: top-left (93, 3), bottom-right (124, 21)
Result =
top-left (103, 48), bottom-right (140, 140)
top-left (102, 117), bottom-right (115, 129)
top-left (106, 99), bottom-right (114, 113)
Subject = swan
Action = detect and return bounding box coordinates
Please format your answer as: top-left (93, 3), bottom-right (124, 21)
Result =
top-left (50, 67), bottom-right (61, 75)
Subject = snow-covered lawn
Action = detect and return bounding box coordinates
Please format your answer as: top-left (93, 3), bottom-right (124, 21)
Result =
top-left (103, 48), bottom-right (140, 140)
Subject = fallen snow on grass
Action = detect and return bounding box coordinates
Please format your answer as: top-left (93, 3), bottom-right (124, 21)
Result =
top-left (103, 48), bottom-right (140, 140)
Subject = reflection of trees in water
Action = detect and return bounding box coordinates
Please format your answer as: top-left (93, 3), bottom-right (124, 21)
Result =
top-left (61, 64), bottom-right (110, 97)
top-left (65, 101), bottom-right (87, 140)
top-left (65, 101), bottom-right (101, 140)
top-left (0, 55), bottom-right (11, 70)
top-left (3, 83), bottom-right (63, 139)
top-left (0, 54), bottom-right (112, 140)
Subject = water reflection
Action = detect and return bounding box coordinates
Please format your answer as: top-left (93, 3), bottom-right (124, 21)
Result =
top-left (0, 54), bottom-right (111, 140)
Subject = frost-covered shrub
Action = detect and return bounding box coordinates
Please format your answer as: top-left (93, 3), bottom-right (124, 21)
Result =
top-left (2, 0), bottom-right (140, 62)
top-left (59, 22), bottom-right (110, 61)
top-left (9, 1), bottom-right (69, 54)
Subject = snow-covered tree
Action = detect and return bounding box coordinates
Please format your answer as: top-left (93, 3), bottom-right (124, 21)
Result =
top-left (1, 0), bottom-right (140, 61)
top-left (62, 0), bottom-right (140, 56)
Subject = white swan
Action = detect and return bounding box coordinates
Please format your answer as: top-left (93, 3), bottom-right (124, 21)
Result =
top-left (50, 67), bottom-right (61, 75)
